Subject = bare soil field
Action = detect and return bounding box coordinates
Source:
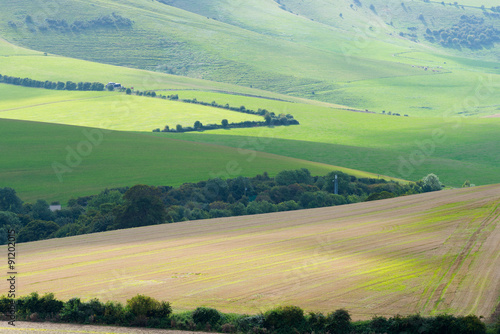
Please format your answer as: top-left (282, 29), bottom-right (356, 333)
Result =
top-left (0, 321), bottom-right (213, 333)
top-left (6, 185), bottom-right (500, 320)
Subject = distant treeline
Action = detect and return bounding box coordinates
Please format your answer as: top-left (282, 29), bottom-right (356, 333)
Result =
top-left (0, 74), bottom-right (105, 91)
top-left (143, 94), bottom-right (300, 131)
top-left (425, 15), bottom-right (500, 49)
top-left (8, 13), bottom-right (133, 33)
top-left (0, 169), bottom-right (444, 245)
top-left (0, 74), bottom-right (299, 130)
top-left (0, 293), bottom-right (493, 333)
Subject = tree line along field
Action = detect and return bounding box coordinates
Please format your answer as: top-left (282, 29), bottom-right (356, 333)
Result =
top-left (2, 81), bottom-right (500, 188)
top-left (7, 184), bottom-right (500, 320)
top-left (0, 118), bottom-right (394, 204)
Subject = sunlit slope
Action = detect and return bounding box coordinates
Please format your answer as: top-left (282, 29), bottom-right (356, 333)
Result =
top-left (153, 91), bottom-right (500, 188)
top-left (0, 85), bottom-right (264, 131)
top-left (0, 118), bottom-right (391, 203)
top-left (2, 84), bottom-right (499, 187)
top-left (2, 0), bottom-right (499, 114)
top-left (10, 185), bottom-right (500, 319)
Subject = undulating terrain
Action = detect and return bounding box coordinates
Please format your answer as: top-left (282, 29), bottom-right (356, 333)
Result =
top-left (0, 0), bottom-right (499, 324)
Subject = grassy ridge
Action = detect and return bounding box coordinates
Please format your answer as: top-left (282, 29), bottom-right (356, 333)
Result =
top-left (1, 0), bottom-right (498, 114)
top-left (2, 85), bottom-right (499, 187)
top-left (0, 118), bottom-right (394, 203)
top-left (9, 185), bottom-right (500, 318)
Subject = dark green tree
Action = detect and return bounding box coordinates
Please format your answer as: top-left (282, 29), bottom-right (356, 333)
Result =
top-left (18, 220), bottom-right (59, 242)
top-left (326, 309), bottom-right (352, 334)
top-left (31, 199), bottom-right (55, 221)
top-left (194, 120), bottom-right (203, 130)
top-left (113, 185), bottom-right (166, 229)
top-left (0, 187), bottom-right (23, 213)
top-left (56, 81), bottom-right (65, 90)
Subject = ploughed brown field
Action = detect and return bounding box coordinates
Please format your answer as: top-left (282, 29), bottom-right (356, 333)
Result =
top-left (9, 185), bottom-right (500, 320)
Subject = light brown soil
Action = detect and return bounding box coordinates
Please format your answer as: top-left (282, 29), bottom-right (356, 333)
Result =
top-left (0, 321), bottom-right (214, 334)
top-left (4, 185), bottom-right (500, 320)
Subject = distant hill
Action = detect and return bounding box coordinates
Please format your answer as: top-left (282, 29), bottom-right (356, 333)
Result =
top-left (0, 0), bottom-right (498, 114)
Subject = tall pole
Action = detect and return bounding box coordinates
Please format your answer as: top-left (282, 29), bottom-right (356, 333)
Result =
top-left (334, 174), bottom-right (338, 195)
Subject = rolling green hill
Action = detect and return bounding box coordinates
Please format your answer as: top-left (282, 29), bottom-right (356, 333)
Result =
top-left (0, 0), bottom-right (498, 115)
top-left (0, 118), bottom-right (396, 203)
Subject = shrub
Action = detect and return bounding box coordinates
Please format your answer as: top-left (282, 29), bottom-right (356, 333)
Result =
top-left (192, 307), bottom-right (223, 328)
top-left (264, 305), bottom-right (305, 332)
top-left (457, 315), bottom-right (486, 334)
top-left (326, 309), bottom-right (351, 334)
top-left (307, 311), bottom-right (327, 332)
top-left (221, 322), bottom-right (237, 333)
top-left (126, 295), bottom-right (171, 319)
top-left (17, 292), bottom-right (64, 318)
top-left (237, 314), bottom-right (265, 332)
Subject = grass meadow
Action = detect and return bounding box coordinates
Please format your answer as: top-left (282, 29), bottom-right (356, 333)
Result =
top-left (0, 118), bottom-right (392, 203)
top-left (8, 185), bottom-right (500, 319)
top-left (2, 84), bottom-right (499, 188)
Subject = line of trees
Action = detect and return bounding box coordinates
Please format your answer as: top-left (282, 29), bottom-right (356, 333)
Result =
top-left (0, 170), bottom-right (443, 245)
top-left (11, 13), bottom-right (133, 33)
top-left (150, 98), bottom-right (299, 132)
top-left (0, 74), bottom-right (105, 91)
top-left (0, 293), bottom-right (494, 333)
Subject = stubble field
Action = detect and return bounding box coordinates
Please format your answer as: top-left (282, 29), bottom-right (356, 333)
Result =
top-left (9, 185), bottom-right (500, 320)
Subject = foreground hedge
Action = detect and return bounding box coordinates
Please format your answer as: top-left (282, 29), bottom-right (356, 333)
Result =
top-left (0, 293), bottom-right (494, 333)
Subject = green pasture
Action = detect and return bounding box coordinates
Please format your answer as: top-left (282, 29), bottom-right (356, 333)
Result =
top-left (0, 118), bottom-right (396, 203)
top-left (146, 91), bottom-right (500, 187)
top-left (2, 84), bottom-right (499, 188)
top-left (0, 85), bottom-right (263, 131)
top-left (1, 0), bottom-right (498, 114)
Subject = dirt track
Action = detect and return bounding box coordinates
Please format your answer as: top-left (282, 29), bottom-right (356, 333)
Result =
top-left (0, 321), bottom-right (214, 334)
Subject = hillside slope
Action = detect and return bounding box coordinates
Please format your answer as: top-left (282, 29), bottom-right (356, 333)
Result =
top-left (1, 0), bottom-right (498, 114)
top-left (0, 118), bottom-right (390, 203)
top-left (10, 184), bottom-right (500, 319)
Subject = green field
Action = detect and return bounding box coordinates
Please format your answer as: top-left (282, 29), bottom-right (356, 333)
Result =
top-left (0, 0), bottom-right (499, 194)
top-left (0, 118), bottom-right (398, 203)
top-left (0, 85), bottom-right (265, 131)
top-left (0, 0), bottom-right (499, 114)
top-left (2, 84), bottom-right (499, 188)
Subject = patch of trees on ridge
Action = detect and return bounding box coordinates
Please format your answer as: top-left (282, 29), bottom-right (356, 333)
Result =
top-left (152, 96), bottom-right (299, 132)
top-left (0, 293), bottom-right (492, 333)
top-left (0, 74), bottom-right (104, 91)
top-left (0, 170), bottom-right (443, 245)
top-left (424, 15), bottom-right (500, 49)
top-left (9, 13), bottom-right (133, 33)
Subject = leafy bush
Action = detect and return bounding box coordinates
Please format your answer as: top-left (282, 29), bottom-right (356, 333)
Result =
top-left (192, 307), bottom-right (223, 328)
top-left (237, 314), bottom-right (265, 332)
top-left (326, 309), bottom-right (352, 334)
top-left (264, 305), bottom-right (305, 332)
top-left (126, 294), bottom-right (171, 318)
